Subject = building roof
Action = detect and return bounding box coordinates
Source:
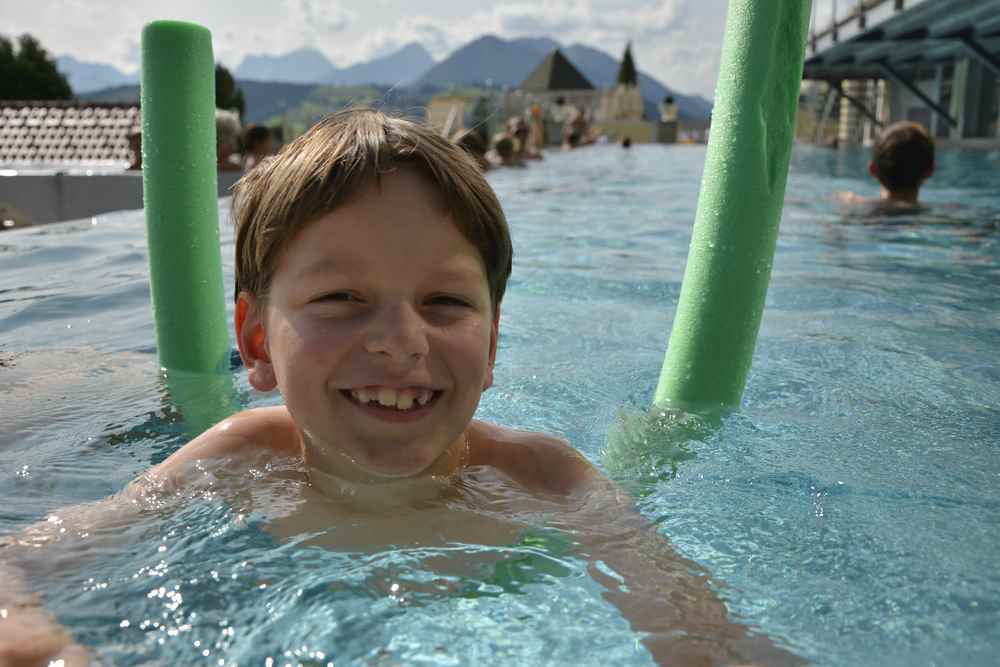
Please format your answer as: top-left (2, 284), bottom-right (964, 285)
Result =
top-left (0, 101), bottom-right (140, 167)
top-left (520, 50), bottom-right (595, 91)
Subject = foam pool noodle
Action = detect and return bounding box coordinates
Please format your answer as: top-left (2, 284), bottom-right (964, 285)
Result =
top-left (654, 0), bottom-right (812, 410)
top-left (141, 21), bottom-right (235, 433)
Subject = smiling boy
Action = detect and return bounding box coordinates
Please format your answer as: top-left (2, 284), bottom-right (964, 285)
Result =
top-left (1, 109), bottom-right (799, 667)
top-left (156, 108), bottom-right (593, 497)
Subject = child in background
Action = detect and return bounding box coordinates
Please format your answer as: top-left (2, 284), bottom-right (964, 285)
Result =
top-left (835, 120), bottom-right (935, 213)
top-left (0, 109), bottom-right (797, 667)
top-left (451, 128), bottom-right (490, 171)
top-left (215, 108), bottom-right (243, 171)
top-left (241, 124), bottom-right (275, 171)
top-left (487, 133), bottom-right (522, 168)
top-left (126, 130), bottom-right (142, 170)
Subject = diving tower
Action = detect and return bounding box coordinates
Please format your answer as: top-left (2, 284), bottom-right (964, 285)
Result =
top-left (802, 0), bottom-right (1000, 146)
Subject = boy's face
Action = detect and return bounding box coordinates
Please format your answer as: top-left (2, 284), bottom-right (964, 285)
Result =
top-left (236, 169), bottom-right (498, 480)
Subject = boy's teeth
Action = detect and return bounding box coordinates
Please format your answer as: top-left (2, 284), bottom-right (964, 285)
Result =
top-left (350, 387), bottom-right (434, 410)
top-left (377, 388), bottom-right (396, 407)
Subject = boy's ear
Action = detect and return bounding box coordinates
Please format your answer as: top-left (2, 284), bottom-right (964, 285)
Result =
top-left (235, 292), bottom-right (277, 392)
top-left (868, 161), bottom-right (878, 180)
top-left (484, 307), bottom-right (500, 391)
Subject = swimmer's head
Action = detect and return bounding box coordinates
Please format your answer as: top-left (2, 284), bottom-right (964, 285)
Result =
top-left (232, 108), bottom-right (511, 313)
top-left (494, 135), bottom-right (515, 161)
top-left (869, 121), bottom-right (934, 194)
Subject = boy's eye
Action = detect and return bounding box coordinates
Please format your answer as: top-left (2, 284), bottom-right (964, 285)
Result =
top-left (313, 292), bottom-right (362, 303)
top-left (428, 295), bottom-right (472, 308)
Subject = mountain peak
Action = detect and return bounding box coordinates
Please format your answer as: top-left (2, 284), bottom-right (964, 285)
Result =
top-left (395, 42), bottom-right (432, 58)
top-left (56, 54), bottom-right (137, 94)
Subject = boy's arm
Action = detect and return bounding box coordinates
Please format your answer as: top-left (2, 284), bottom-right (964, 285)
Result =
top-left (564, 477), bottom-right (804, 666)
top-left (0, 408), bottom-right (296, 666)
top-left (493, 433), bottom-right (802, 666)
top-left (0, 480), bottom-right (166, 667)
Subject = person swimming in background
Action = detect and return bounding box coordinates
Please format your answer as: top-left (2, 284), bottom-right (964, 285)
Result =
top-left (486, 132), bottom-right (523, 168)
top-left (507, 116), bottom-right (542, 161)
top-left (563, 108), bottom-right (595, 150)
top-left (0, 108), bottom-right (799, 667)
top-left (127, 130), bottom-right (142, 170)
top-left (215, 108), bottom-right (243, 171)
top-left (451, 128), bottom-right (491, 172)
top-left (659, 95), bottom-right (678, 123)
top-left (835, 120), bottom-right (935, 215)
top-left (241, 124), bottom-right (275, 171)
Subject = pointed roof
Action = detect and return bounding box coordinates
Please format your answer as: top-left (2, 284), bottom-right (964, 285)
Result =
top-left (520, 49), bottom-right (594, 91)
top-left (617, 43), bottom-right (638, 86)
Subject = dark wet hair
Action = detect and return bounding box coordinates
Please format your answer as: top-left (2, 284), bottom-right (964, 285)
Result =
top-left (244, 124), bottom-right (272, 152)
top-left (495, 136), bottom-right (514, 159)
top-left (871, 121), bottom-right (935, 192)
top-left (453, 129), bottom-right (487, 158)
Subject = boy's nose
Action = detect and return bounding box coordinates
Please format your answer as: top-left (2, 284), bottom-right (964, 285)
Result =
top-left (363, 302), bottom-right (429, 361)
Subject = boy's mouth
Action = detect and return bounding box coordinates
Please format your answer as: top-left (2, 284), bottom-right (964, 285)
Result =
top-left (342, 387), bottom-right (440, 412)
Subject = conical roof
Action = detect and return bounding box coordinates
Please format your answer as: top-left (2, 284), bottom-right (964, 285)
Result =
top-left (520, 49), bottom-right (594, 91)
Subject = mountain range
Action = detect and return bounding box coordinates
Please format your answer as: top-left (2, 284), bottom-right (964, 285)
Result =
top-left (56, 54), bottom-right (138, 92)
top-left (62, 34), bottom-right (711, 120)
top-left (235, 43), bottom-right (434, 86)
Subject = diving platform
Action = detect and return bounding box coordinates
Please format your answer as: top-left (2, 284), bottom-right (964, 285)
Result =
top-left (802, 0), bottom-right (1000, 144)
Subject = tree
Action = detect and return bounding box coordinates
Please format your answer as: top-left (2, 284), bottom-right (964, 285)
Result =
top-left (215, 64), bottom-right (245, 119)
top-left (617, 42), bottom-right (638, 87)
top-left (0, 34), bottom-right (73, 100)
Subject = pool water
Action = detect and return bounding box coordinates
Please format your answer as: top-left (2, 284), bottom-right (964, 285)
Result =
top-left (1, 144), bottom-right (999, 666)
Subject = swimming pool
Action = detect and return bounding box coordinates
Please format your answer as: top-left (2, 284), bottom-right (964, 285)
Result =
top-left (1, 143), bottom-right (998, 665)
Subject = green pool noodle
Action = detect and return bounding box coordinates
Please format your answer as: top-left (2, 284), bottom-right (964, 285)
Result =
top-left (141, 20), bottom-right (230, 375)
top-left (654, 0), bottom-right (811, 410)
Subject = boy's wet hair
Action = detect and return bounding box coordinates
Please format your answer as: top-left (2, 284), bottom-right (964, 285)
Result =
top-left (232, 108), bottom-right (512, 313)
top-left (870, 121), bottom-right (934, 192)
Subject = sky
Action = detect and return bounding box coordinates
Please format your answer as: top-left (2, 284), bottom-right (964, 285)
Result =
top-left (2, 0), bottom-right (839, 100)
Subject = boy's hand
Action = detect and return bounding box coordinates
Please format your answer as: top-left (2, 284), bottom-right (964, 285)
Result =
top-left (0, 603), bottom-right (89, 667)
top-left (833, 190), bottom-right (867, 204)
top-left (0, 562), bottom-right (89, 667)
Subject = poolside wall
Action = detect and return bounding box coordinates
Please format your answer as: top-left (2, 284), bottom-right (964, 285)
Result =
top-left (0, 171), bottom-right (243, 228)
top-left (589, 120), bottom-right (678, 143)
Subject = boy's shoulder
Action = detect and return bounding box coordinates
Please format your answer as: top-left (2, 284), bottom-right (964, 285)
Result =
top-left (144, 409), bottom-right (599, 498)
top-left (468, 420), bottom-right (599, 496)
top-left (149, 406), bottom-right (301, 481)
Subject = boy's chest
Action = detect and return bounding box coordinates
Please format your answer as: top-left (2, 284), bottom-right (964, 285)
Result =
top-left (264, 501), bottom-right (529, 552)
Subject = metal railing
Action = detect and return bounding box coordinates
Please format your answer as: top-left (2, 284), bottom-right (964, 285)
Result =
top-left (809, 0), bottom-right (899, 51)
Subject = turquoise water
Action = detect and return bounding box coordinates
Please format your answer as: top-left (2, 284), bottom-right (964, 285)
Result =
top-left (1, 144), bottom-right (999, 665)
